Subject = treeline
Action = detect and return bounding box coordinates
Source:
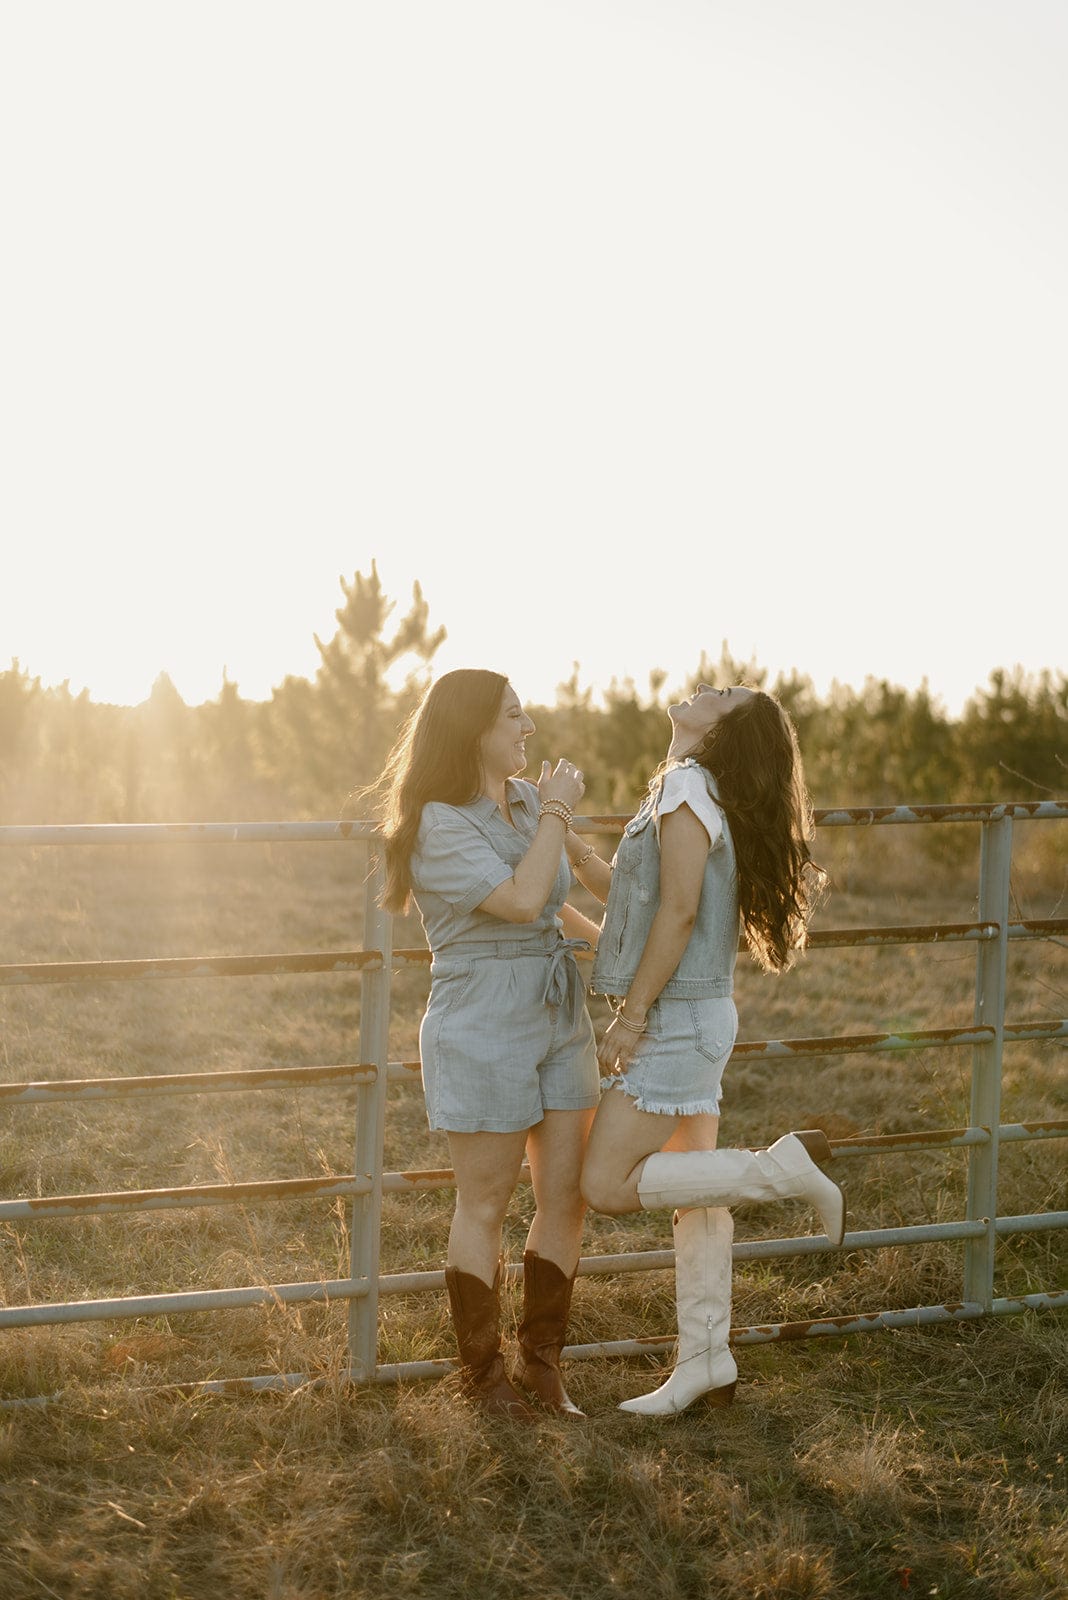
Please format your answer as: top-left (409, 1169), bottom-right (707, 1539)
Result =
top-left (1, 568), bottom-right (1064, 823)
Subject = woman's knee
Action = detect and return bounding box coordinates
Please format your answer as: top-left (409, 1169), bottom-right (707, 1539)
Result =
top-left (533, 1193), bottom-right (587, 1236)
top-left (580, 1165), bottom-right (630, 1217)
top-left (453, 1186), bottom-right (514, 1232)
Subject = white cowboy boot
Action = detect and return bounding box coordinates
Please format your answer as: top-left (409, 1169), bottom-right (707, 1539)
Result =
top-left (636, 1131), bottom-right (845, 1247)
top-left (619, 1206), bottom-right (736, 1416)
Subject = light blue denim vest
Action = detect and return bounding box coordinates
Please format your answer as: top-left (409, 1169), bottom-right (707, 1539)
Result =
top-left (590, 763), bottom-right (739, 1000)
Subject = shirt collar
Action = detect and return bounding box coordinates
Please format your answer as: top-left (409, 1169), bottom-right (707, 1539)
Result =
top-left (506, 777), bottom-right (536, 812)
top-left (463, 779), bottom-right (533, 820)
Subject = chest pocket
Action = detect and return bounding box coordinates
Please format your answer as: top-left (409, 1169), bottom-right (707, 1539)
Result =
top-left (466, 806), bottom-right (570, 909)
top-left (464, 810), bottom-right (525, 869)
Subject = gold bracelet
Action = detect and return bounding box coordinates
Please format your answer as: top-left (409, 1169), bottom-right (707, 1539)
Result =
top-left (612, 1006), bottom-right (647, 1035)
top-left (572, 844), bottom-right (595, 870)
top-left (539, 800), bottom-right (574, 826)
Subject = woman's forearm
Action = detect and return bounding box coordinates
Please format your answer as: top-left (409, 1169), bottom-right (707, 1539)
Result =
top-left (567, 840), bottom-right (613, 904)
top-left (478, 815), bottom-right (570, 923)
top-left (560, 902), bottom-right (601, 946)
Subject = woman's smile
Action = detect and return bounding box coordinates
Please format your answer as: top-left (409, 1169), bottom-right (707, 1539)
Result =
top-left (479, 686), bottom-right (537, 786)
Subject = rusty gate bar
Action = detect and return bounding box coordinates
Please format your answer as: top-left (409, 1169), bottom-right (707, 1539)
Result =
top-left (377, 917), bottom-right (1066, 964)
top-left (61, 1288), bottom-right (1068, 1402)
top-left (964, 816), bottom-right (1013, 1309)
top-left (7, 1212), bottom-right (1064, 1334)
top-left (5, 923), bottom-right (1066, 989)
top-left (0, 1175), bottom-right (374, 1220)
top-left (6, 1117), bottom-right (1068, 1220)
top-left (45, 1287), bottom-right (1066, 1403)
top-left (0, 1063), bottom-right (377, 1105)
top-left (0, 1277), bottom-right (371, 1329)
top-left (2, 807), bottom-right (1061, 854)
top-left (812, 801), bottom-right (1065, 825)
top-left (3, 1178), bottom-right (1065, 1231)
top-left (0, 952), bottom-right (383, 986)
top-left (0, 822), bottom-right (375, 845)
top-left (379, 1015), bottom-right (1064, 1078)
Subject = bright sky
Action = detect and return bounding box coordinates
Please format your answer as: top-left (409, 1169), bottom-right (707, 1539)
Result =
top-left (2, 1), bottom-right (1065, 715)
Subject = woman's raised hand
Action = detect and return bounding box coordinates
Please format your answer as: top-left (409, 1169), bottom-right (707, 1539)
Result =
top-left (538, 758), bottom-right (586, 812)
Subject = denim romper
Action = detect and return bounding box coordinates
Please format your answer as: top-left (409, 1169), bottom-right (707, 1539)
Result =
top-left (590, 763), bottom-right (739, 1116)
top-left (410, 778), bottom-right (599, 1133)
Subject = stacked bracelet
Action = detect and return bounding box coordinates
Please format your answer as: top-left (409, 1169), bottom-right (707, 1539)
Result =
top-left (572, 844), bottom-right (595, 869)
top-left (612, 1007), bottom-right (648, 1035)
top-left (539, 800), bottom-right (574, 826)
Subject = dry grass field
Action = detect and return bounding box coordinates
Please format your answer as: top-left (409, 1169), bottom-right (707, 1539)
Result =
top-left (0, 817), bottom-right (1065, 1599)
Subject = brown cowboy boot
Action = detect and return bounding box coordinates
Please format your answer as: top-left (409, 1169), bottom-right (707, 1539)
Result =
top-left (444, 1261), bottom-right (536, 1421)
top-left (515, 1250), bottom-right (585, 1417)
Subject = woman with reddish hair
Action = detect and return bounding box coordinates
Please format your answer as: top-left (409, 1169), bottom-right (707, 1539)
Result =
top-left (367, 669), bottom-right (601, 1419)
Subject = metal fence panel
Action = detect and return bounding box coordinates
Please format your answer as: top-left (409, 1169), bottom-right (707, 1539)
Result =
top-left (0, 802), bottom-right (1064, 1401)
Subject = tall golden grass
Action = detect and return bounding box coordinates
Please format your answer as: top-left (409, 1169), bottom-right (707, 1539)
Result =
top-left (0, 819), bottom-right (1064, 1599)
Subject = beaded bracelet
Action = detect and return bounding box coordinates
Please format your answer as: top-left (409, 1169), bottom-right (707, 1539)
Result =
top-left (571, 844), bottom-right (595, 870)
top-left (612, 1006), bottom-right (648, 1035)
top-left (539, 800), bottom-right (574, 826)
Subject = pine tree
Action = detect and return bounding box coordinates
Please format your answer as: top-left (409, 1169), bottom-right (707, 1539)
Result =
top-left (0, 660), bottom-right (42, 819)
top-left (264, 564), bottom-right (446, 814)
top-left (958, 668), bottom-right (1067, 799)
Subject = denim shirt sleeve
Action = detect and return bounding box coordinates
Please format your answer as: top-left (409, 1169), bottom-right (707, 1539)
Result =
top-left (411, 806), bottom-right (514, 915)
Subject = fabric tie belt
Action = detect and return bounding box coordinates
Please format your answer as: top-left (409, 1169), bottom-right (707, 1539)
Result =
top-left (432, 933), bottom-right (591, 1031)
top-left (542, 937), bottom-right (592, 1030)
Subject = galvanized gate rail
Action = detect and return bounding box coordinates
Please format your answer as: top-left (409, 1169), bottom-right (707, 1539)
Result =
top-left (0, 802), bottom-right (1065, 1399)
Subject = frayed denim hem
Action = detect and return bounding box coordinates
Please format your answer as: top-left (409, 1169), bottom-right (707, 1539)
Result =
top-left (601, 1075), bottom-right (722, 1118)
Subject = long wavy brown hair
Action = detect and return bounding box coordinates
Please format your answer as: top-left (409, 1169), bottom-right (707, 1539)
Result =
top-left (687, 690), bottom-right (826, 973)
top-left (357, 669), bottom-right (509, 914)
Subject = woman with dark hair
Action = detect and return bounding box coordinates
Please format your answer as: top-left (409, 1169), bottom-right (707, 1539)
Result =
top-left (367, 669), bottom-right (601, 1420)
top-left (574, 682), bottom-right (839, 1415)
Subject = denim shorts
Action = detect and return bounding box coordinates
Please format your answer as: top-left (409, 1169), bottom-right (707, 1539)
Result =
top-left (420, 939), bottom-right (600, 1133)
top-left (603, 995), bottom-right (737, 1116)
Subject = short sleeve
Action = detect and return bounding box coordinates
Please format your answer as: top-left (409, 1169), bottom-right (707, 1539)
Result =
top-left (655, 765), bottom-right (724, 849)
top-left (411, 807), bottom-right (514, 914)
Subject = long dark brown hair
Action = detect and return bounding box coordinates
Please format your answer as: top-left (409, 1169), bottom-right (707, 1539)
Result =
top-left (358, 669), bottom-right (509, 914)
top-left (687, 690), bottom-right (825, 973)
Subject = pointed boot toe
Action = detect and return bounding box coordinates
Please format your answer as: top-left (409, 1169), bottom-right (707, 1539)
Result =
top-left (774, 1132), bottom-right (846, 1247)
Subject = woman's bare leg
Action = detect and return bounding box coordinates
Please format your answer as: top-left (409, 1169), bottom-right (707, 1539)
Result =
top-left (447, 1129), bottom-right (530, 1283)
top-left (662, 1110), bottom-right (720, 1155)
top-left (524, 1107), bottom-right (596, 1273)
top-left (580, 1089), bottom-right (685, 1215)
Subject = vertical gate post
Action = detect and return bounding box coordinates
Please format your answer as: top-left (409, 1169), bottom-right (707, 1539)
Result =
top-left (963, 814), bottom-right (1012, 1309)
top-left (347, 843), bottom-right (392, 1380)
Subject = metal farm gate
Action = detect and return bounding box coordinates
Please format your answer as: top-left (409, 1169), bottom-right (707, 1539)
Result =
top-left (1, 802), bottom-right (1065, 1400)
